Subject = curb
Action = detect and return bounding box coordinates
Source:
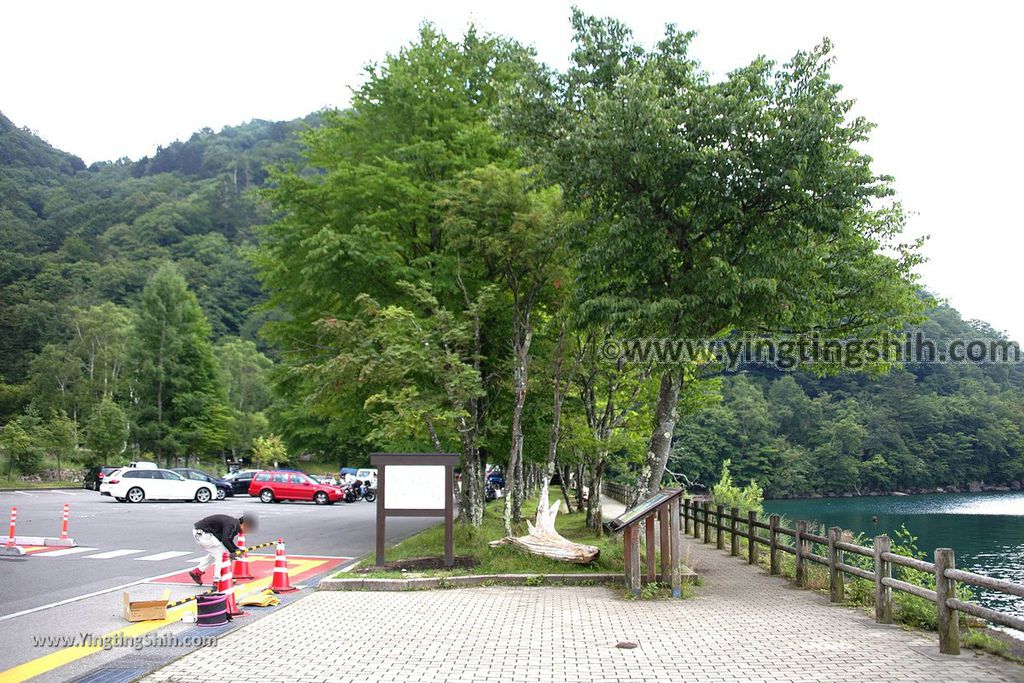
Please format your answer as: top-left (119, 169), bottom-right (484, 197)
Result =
top-left (317, 570), bottom-right (698, 591)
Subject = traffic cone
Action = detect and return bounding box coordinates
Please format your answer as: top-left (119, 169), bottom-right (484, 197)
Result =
top-left (59, 503), bottom-right (70, 541)
top-left (217, 551), bottom-right (247, 617)
top-left (0, 507), bottom-right (23, 556)
top-left (270, 538), bottom-right (298, 593)
top-left (6, 507), bottom-right (15, 547)
top-left (232, 532), bottom-right (254, 580)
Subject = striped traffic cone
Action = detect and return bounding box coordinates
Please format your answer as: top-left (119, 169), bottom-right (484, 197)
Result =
top-left (217, 551), bottom-right (247, 617)
top-left (270, 538), bottom-right (298, 593)
top-left (232, 532), bottom-right (254, 580)
top-left (6, 507), bottom-right (14, 547)
top-left (59, 503), bottom-right (70, 541)
top-left (1, 507), bottom-right (22, 556)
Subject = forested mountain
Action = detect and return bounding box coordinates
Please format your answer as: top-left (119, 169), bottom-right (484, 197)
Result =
top-left (0, 112), bottom-right (315, 471)
top-left (671, 304), bottom-right (1024, 497)
top-left (0, 111), bottom-right (315, 386)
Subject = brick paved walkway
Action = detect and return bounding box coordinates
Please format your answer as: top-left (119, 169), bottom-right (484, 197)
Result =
top-left (143, 533), bottom-right (1024, 683)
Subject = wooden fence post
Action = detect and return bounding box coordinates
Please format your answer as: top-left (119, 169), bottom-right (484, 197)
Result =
top-left (645, 515), bottom-right (656, 584)
top-left (795, 520), bottom-right (807, 587)
top-left (693, 500), bottom-right (701, 539)
top-left (747, 510), bottom-right (758, 564)
top-left (659, 506), bottom-right (670, 583)
top-left (669, 497), bottom-right (682, 598)
top-left (934, 548), bottom-right (960, 655)
top-left (700, 497), bottom-right (708, 544)
top-left (626, 525), bottom-right (641, 597)
top-left (873, 535), bottom-right (893, 624)
top-left (716, 504), bottom-right (725, 550)
top-left (769, 514), bottom-right (780, 575)
top-left (682, 499), bottom-right (690, 536)
top-left (730, 507), bottom-right (739, 557)
top-left (828, 526), bottom-right (844, 603)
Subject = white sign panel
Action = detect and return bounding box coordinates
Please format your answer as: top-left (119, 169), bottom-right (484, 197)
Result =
top-left (384, 465), bottom-right (446, 510)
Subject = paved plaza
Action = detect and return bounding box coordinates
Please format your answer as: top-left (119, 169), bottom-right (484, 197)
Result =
top-left (143, 533), bottom-right (1024, 682)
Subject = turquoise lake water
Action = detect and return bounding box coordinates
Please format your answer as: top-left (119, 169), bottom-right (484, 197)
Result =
top-left (764, 491), bottom-right (1024, 623)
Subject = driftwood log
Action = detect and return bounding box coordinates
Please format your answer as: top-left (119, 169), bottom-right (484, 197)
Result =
top-left (490, 495), bottom-right (600, 564)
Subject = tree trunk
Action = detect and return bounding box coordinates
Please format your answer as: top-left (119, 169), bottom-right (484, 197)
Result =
top-left (575, 462), bottom-right (585, 512)
top-left (504, 329), bottom-right (531, 535)
top-left (585, 459), bottom-right (605, 532)
top-left (642, 370), bottom-right (682, 497)
top-left (557, 461), bottom-right (574, 514)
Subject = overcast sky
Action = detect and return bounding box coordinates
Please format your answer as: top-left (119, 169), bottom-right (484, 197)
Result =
top-left (3, 1), bottom-right (1021, 337)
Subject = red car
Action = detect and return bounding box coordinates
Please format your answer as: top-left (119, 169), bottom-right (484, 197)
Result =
top-left (249, 470), bottom-right (344, 505)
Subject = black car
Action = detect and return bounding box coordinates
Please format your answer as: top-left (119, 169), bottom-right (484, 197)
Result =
top-left (171, 468), bottom-right (233, 500)
top-left (223, 470), bottom-right (257, 495)
top-left (83, 465), bottom-right (118, 491)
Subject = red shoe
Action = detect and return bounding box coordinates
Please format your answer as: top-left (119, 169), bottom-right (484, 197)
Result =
top-left (188, 568), bottom-right (204, 586)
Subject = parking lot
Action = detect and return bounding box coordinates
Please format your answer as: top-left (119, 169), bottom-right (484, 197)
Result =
top-left (0, 485), bottom-right (438, 681)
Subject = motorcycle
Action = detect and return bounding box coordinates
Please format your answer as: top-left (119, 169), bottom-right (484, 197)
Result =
top-left (343, 480), bottom-right (376, 503)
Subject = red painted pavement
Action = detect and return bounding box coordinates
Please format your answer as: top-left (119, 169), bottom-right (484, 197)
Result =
top-left (152, 554), bottom-right (349, 585)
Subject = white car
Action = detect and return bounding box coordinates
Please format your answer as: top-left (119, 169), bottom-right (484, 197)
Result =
top-left (100, 468), bottom-right (216, 503)
top-left (355, 468), bottom-right (378, 488)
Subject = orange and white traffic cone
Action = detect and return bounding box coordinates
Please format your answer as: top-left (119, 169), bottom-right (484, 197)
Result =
top-left (217, 551), bottom-right (247, 617)
top-left (6, 507), bottom-right (14, 547)
top-left (1, 507), bottom-right (23, 557)
top-left (270, 538), bottom-right (298, 593)
top-left (232, 532), bottom-right (254, 580)
top-left (59, 503), bottom-right (69, 541)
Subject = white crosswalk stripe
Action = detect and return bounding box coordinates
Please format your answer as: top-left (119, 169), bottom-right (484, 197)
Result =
top-left (35, 546), bottom-right (98, 557)
top-left (134, 551), bottom-right (193, 562)
top-left (83, 549), bottom-right (144, 559)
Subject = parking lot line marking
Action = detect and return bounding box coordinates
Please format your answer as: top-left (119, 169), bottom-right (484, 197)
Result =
top-left (32, 546), bottom-right (97, 557)
top-left (82, 549), bottom-right (144, 559)
top-left (12, 491), bottom-right (34, 496)
top-left (0, 559), bottom-right (324, 683)
top-left (134, 551), bottom-right (192, 562)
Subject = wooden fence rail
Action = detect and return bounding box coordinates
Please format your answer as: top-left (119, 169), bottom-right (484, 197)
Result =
top-left (679, 498), bottom-right (1024, 655)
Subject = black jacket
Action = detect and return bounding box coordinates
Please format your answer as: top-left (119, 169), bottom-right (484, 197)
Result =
top-left (194, 514), bottom-right (241, 553)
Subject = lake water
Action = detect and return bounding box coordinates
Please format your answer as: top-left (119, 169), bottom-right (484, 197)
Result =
top-left (765, 491), bottom-right (1024, 626)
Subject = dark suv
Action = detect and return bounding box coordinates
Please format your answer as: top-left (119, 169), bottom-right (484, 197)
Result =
top-left (83, 465), bottom-right (118, 491)
top-left (171, 468), bottom-right (233, 500)
top-left (224, 470), bottom-right (258, 495)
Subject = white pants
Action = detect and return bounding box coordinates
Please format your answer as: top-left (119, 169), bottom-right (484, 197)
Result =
top-left (192, 528), bottom-right (225, 572)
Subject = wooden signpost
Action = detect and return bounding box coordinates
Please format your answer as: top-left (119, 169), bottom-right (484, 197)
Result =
top-left (371, 452), bottom-right (459, 568)
top-left (607, 488), bottom-right (685, 597)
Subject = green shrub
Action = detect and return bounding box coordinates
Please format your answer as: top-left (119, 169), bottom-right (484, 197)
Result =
top-left (711, 459), bottom-right (764, 513)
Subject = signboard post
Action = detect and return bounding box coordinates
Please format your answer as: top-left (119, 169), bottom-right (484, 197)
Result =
top-left (371, 452), bottom-right (459, 568)
top-left (607, 488), bottom-right (686, 597)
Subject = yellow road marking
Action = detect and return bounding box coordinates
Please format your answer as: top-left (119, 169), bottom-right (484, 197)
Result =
top-left (0, 559), bottom-right (324, 683)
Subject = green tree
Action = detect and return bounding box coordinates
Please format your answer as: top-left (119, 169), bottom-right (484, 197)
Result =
top-left (1, 415), bottom-right (42, 477)
top-left (256, 25), bottom-right (534, 526)
top-left (85, 398), bottom-right (129, 464)
top-left (507, 11), bottom-right (923, 497)
top-left (251, 433), bottom-right (287, 469)
top-left (130, 263), bottom-right (226, 467)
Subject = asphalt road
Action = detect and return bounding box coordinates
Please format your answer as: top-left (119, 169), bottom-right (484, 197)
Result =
top-left (0, 486), bottom-right (440, 680)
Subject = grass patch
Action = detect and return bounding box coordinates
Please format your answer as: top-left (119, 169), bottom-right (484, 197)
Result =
top-left (344, 496), bottom-right (624, 578)
top-left (0, 479), bottom-right (81, 489)
top-left (962, 627), bottom-right (1023, 662)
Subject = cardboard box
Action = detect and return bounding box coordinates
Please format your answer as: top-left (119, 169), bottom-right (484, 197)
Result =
top-left (123, 591), bottom-right (168, 622)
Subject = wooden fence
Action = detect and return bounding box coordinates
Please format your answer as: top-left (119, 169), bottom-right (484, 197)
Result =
top-left (681, 498), bottom-right (1024, 655)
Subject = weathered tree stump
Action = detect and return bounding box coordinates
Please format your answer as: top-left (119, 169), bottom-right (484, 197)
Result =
top-left (490, 495), bottom-right (600, 564)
